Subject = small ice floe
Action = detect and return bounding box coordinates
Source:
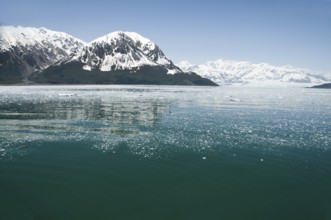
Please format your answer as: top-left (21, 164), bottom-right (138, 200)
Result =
top-left (202, 156), bottom-right (207, 160)
top-left (229, 98), bottom-right (241, 102)
top-left (58, 93), bottom-right (77, 97)
top-left (0, 148), bottom-right (5, 152)
top-left (260, 158), bottom-right (264, 162)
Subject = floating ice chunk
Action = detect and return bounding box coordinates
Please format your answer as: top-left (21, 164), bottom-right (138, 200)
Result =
top-left (230, 98), bottom-right (241, 102)
top-left (0, 148), bottom-right (5, 152)
top-left (58, 93), bottom-right (77, 97)
top-left (260, 158), bottom-right (264, 162)
top-left (202, 156), bottom-right (207, 160)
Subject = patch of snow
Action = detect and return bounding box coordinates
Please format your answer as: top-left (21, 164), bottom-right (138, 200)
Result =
top-left (83, 65), bottom-right (92, 71)
top-left (167, 69), bottom-right (180, 75)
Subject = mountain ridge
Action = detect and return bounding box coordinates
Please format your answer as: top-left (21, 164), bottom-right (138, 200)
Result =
top-left (0, 26), bottom-right (216, 86)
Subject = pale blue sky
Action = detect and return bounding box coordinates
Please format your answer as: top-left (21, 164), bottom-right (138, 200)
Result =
top-left (1, 0), bottom-right (331, 72)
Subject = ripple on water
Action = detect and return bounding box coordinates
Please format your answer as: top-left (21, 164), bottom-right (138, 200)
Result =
top-left (0, 85), bottom-right (331, 220)
top-left (0, 85), bottom-right (330, 160)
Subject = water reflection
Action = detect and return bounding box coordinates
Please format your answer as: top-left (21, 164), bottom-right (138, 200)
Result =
top-left (0, 97), bottom-right (168, 124)
top-left (0, 87), bottom-right (171, 151)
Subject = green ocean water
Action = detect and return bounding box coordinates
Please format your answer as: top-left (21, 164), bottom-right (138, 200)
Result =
top-left (0, 85), bottom-right (330, 219)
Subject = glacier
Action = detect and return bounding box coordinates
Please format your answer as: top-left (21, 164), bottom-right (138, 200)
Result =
top-left (178, 59), bottom-right (330, 85)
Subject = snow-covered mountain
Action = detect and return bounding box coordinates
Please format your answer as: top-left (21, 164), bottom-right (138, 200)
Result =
top-left (0, 26), bottom-right (85, 83)
top-left (68, 31), bottom-right (181, 74)
top-left (0, 26), bottom-right (215, 85)
top-left (25, 29), bottom-right (215, 86)
top-left (178, 59), bottom-right (330, 84)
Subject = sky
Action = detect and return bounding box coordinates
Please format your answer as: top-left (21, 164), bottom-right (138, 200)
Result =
top-left (1, 0), bottom-right (331, 72)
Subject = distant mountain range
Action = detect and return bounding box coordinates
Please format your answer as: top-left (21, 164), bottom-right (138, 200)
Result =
top-left (178, 60), bottom-right (331, 84)
top-left (0, 26), bottom-right (216, 85)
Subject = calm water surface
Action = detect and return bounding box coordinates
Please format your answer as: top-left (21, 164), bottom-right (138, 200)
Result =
top-left (0, 85), bottom-right (330, 219)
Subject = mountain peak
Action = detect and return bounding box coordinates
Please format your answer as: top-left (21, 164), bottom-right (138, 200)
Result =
top-left (90, 31), bottom-right (156, 53)
top-left (92, 31), bottom-right (151, 45)
top-left (79, 31), bottom-right (180, 73)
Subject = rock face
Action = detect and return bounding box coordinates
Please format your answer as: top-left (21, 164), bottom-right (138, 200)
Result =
top-left (0, 26), bottom-right (217, 86)
top-left (178, 59), bottom-right (330, 84)
top-left (0, 26), bottom-right (85, 83)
